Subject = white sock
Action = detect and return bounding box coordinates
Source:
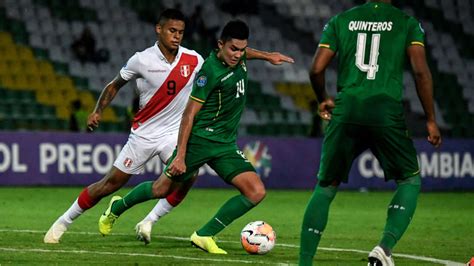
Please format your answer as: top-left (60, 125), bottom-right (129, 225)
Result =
top-left (143, 199), bottom-right (174, 224)
top-left (58, 199), bottom-right (84, 227)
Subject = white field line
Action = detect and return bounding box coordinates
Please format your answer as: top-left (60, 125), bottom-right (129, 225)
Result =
top-left (0, 247), bottom-right (280, 265)
top-left (0, 229), bottom-right (465, 266)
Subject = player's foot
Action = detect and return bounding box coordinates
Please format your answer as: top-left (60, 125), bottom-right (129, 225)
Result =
top-left (135, 220), bottom-right (153, 245)
top-left (190, 231), bottom-right (227, 254)
top-left (98, 195), bottom-right (122, 236)
top-left (44, 220), bottom-right (67, 244)
top-left (368, 246), bottom-right (395, 266)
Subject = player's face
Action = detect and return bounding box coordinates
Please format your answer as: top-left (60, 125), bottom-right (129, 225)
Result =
top-left (218, 38), bottom-right (248, 67)
top-left (156, 19), bottom-right (185, 51)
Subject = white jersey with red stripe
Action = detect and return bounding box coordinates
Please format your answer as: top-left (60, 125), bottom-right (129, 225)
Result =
top-left (120, 43), bottom-right (204, 140)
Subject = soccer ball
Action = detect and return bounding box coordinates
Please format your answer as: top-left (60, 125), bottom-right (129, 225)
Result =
top-left (240, 221), bottom-right (276, 254)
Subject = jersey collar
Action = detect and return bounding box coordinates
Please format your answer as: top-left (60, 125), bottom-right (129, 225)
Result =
top-left (155, 42), bottom-right (182, 65)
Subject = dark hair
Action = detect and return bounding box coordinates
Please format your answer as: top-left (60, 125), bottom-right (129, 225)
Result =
top-left (156, 8), bottom-right (185, 25)
top-left (220, 19), bottom-right (249, 42)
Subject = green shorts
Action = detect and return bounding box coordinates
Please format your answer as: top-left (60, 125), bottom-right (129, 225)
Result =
top-left (318, 120), bottom-right (420, 186)
top-left (164, 135), bottom-right (256, 183)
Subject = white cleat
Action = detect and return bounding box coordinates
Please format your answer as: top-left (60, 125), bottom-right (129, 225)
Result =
top-left (368, 246), bottom-right (395, 266)
top-left (44, 221), bottom-right (68, 244)
top-left (135, 220), bottom-right (153, 245)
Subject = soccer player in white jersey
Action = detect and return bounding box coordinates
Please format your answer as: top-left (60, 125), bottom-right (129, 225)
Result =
top-left (45, 8), bottom-right (294, 245)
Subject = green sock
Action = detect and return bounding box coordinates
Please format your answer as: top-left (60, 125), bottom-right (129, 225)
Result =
top-left (380, 175), bottom-right (421, 253)
top-left (197, 195), bottom-right (255, 236)
top-left (299, 184), bottom-right (338, 266)
top-left (111, 181), bottom-right (154, 216)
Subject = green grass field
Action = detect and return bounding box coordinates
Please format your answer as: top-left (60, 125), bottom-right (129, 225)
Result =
top-left (0, 187), bottom-right (472, 265)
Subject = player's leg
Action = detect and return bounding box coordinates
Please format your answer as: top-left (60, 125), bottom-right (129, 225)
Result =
top-left (108, 144), bottom-right (198, 218)
top-left (299, 122), bottom-right (365, 265)
top-left (299, 182), bottom-right (339, 266)
top-left (368, 175), bottom-right (420, 266)
top-left (191, 147), bottom-right (259, 254)
top-left (136, 135), bottom-right (197, 243)
top-left (45, 134), bottom-right (155, 242)
top-left (197, 171), bottom-right (264, 237)
top-left (136, 173), bottom-right (197, 244)
top-left (191, 171), bottom-right (263, 255)
top-left (98, 172), bottom-right (176, 235)
top-left (368, 126), bottom-right (420, 265)
top-left (100, 143), bottom-right (203, 236)
top-left (44, 167), bottom-right (132, 243)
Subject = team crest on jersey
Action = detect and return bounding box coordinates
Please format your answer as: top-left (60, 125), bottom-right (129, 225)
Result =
top-left (180, 65), bottom-right (191, 77)
top-left (196, 75), bottom-right (207, 87)
top-left (123, 158), bottom-right (133, 168)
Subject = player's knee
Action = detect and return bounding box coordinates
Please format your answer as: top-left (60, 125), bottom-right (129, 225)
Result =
top-left (102, 177), bottom-right (125, 194)
top-left (89, 179), bottom-right (120, 197)
top-left (99, 170), bottom-right (130, 194)
top-left (397, 174), bottom-right (421, 187)
top-left (151, 178), bottom-right (171, 198)
top-left (151, 185), bottom-right (166, 198)
top-left (255, 186), bottom-right (266, 203)
top-left (246, 185), bottom-right (266, 204)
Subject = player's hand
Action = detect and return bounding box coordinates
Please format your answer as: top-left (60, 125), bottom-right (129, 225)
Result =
top-left (267, 52), bottom-right (295, 65)
top-left (167, 155), bottom-right (186, 176)
top-left (318, 98), bottom-right (335, 121)
top-left (87, 112), bottom-right (101, 132)
top-left (426, 120), bottom-right (442, 148)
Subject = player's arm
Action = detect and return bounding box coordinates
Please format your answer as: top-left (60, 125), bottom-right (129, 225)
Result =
top-left (87, 75), bottom-right (128, 131)
top-left (245, 47), bottom-right (294, 65)
top-left (166, 99), bottom-right (203, 176)
top-left (309, 47), bottom-right (336, 120)
top-left (407, 45), bottom-right (442, 147)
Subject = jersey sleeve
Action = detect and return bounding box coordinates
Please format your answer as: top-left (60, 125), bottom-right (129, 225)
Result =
top-left (190, 65), bottom-right (217, 104)
top-left (194, 54), bottom-right (205, 75)
top-left (406, 17), bottom-right (425, 47)
top-left (319, 16), bottom-right (338, 51)
top-left (120, 52), bottom-right (141, 81)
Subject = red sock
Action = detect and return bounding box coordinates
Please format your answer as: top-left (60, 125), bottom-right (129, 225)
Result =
top-left (77, 187), bottom-right (98, 210)
top-left (165, 186), bottom-right (190, 207)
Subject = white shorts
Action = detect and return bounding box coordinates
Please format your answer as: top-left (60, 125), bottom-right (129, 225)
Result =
top-left (113, 132), bottom-right (177, 175)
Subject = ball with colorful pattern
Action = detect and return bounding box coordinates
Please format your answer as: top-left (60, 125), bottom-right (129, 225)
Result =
top-left (240, 221), bottom-right (276, 255)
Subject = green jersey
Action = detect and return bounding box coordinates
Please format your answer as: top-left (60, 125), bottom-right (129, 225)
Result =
top-left (189, 50), bottom-right (248, 143)
top-left (319, 2), bottom-right (425, 126)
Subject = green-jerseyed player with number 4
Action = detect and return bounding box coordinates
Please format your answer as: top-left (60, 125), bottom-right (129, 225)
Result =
top-left (299, 1), bottom-right (442, 266)
top-left (98, 20), bottom-right (294, 254)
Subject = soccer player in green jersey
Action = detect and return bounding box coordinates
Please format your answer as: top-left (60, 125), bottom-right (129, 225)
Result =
top-left (98, 20), bottom-right (294, 254)
top-left (299, 1), bottom-right (442, 265)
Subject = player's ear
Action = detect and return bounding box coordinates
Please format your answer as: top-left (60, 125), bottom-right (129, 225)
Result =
top-left (155, 24), bottom-right (162, 35)
top-left (217, 40), bottom-right (224, 50)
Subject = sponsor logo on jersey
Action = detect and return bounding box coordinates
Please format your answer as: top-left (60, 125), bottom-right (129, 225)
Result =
top-left (180, 65), bottom-right (191, 77)
top-left (123, 158), bottom-right (133, 168)
top-left (196, 75), bottom-right (207, 87)
top-left (221, 72), bottom-right (234, 82)
top-left (148, 69), bottom-right (167, 73)
top-left (243, 141), bottom-right (272, 178)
